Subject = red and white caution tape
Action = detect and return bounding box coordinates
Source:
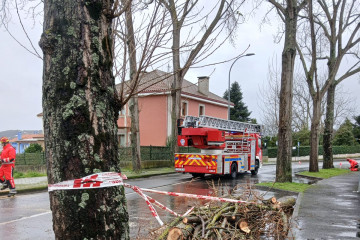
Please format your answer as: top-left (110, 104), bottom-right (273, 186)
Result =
top-left (123, 183), bottom-right (164, 226)
top-left (140, 188), bottom-right (248, 204)
top-left (147, 195), bottom-right (180, 217)
top-left (48, 172), bottom-right (126, 191)
top-left (48, 172), bottom-right (248, 226)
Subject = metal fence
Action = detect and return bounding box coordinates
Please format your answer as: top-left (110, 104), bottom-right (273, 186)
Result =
top-left (13, 145), bottom-right (360, 165)
top-left (15, 152), bottom-right (46, 165)
top-left (14, 146), bottom-right (201, 165)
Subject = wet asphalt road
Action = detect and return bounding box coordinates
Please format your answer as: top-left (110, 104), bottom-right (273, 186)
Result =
top-left (0, 162), bottom-right (346, 239)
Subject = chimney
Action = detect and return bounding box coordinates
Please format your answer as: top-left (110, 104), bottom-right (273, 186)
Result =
top-left (198, 76), bottom-right (209, 96)
top-left (17, 131), bottom-right (22, 140)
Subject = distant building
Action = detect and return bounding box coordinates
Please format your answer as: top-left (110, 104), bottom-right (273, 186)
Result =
top-left (9, 131), bottom-right (44, 154)
top-left (116, 69), bottom-right (232, 146)
top-left (35, 69), bottom-right (232, 148)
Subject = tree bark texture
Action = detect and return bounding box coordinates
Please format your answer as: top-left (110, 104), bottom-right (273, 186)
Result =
top-left (123, 0), bottom-right (142, 172)
top-left (170, 22), bottom-right (182, 155)
top-left (322, 83), bottom-right (335, 169)
top-left (275, 2), bottom-right (298, 183)
top-left (40, 1), bottom-right (129, 239)
top-left (309, 97), bottom-right (321, 172)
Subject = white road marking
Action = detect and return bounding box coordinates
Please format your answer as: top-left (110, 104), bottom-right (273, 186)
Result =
top-left (0, 211), bottom-right (52, 225)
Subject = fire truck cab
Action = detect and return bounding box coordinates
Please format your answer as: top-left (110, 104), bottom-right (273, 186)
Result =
top-left (175, 116), bottom-right (263, 178)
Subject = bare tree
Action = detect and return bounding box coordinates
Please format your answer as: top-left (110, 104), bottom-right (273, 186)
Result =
top-left (40, 1), bottom-right (129, 238)
top-left (296, 0), bottom-right (360, 171)
top-left (317, 0), bottom-right (360, 169)
top-left (158, 0), bottom-right (243, 154)
top-left (260, 62), bottom-right (354, 140)
top-left (0, 0), bottom-right (42, 59)
top-left (259, 57), bottom-right (281, 136)
top-left (267, 0), bottom-right (308, 182)
top-left (113, 1), bottom-right (171, 171)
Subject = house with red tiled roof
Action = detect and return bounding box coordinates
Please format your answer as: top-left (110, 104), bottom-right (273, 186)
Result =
top-left (116, 69), bottom-right (232, 146)
top-left (9, 132), bottom-right (45, 154)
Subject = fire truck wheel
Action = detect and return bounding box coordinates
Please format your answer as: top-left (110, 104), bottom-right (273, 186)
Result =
top-left (230, 163), bottom-right (238, 179)
top-left (251, 160), bottom-right (259, 176)
top-left (191, 173), bottom-right (205, 178)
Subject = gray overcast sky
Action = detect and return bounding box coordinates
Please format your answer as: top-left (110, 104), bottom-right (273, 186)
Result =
top-left (0, 2), bottom-right (359, 132)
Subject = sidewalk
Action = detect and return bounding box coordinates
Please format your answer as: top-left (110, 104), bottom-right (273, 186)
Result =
top-left (291, 171), bottom-right (360, 239)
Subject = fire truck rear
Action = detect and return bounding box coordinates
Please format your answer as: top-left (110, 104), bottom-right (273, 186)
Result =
top-left (175, 116), bottom-right (263, 178)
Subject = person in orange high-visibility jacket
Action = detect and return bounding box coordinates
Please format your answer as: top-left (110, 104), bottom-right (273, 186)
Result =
top-left (0, 137), bottom-right (17, 195)
top-left (347, 158), bottom-right (359, 172)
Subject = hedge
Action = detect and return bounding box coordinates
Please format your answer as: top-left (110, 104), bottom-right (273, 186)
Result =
top-left (266, 145), bottom-right (360, 158)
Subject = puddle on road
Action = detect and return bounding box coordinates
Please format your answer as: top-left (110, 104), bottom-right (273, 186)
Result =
top-left (128, 174), bottom-right (298, 239)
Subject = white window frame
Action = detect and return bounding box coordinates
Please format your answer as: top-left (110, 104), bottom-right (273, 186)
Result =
top-left (199, 104), bottom-right (205, 116)
top-left (119, 134), bottom-right (126, 147)
top-left (181, 101), bottom-right (188, 116)
top-left (119, 104), bottom-right (126, 117)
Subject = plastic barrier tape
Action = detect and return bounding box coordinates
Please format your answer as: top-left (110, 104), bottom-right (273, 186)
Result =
top-left (48, 172), bottom-right (127, 192)
top-left (48, 172), bottom-right (249, 226)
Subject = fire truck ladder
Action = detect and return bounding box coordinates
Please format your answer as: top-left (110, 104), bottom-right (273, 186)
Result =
top-left (182, 115), bottom-right (262, 134)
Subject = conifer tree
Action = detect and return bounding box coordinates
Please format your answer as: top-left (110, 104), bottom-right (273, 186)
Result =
top-left (223, 81), bottom-right (251, 122)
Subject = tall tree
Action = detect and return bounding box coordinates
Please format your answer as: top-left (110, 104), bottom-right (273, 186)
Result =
top-left (268, 0), bottom-right (308, 182)
top-left (352, 115), bottom-right (360, 143)
top-left (40, 1), bottom-right (129, 238)
top-left (122, 0), bottom-right (142, 172)
top-left (316, 0), bottom-right (360, 169)
top-left (159, 0), bottom-right (242, 154)
top-left (296, 0), bottom-right (324, 172)
top-left (333, 118), bottom-right (357, 146)
top-left (223, 81), bottom-right (251, 121)
top-left (114, 1), bottom-right (170, 172)
top-left (296, 0), bottom-right (360, 171)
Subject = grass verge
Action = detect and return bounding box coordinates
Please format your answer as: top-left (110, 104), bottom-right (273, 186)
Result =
top-left (122, 167), bottom-right (175, 179)
top-left (257, 167), bottom-right (351, 193)
top-left (298, 168), bottom-right (350, 179)
top-left (14, 171), bottom-right (47, 179)
top-left (257, 182), bottom-right (311, 193)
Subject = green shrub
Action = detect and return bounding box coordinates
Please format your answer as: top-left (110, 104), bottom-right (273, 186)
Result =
top-left (266, 145), bottom-right (360, 158)
top-left (25, 143), bottom-right (43, 153)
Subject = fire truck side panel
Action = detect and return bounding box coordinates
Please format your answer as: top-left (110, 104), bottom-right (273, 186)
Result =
top-left (174, 154), bottom-right (218, 174)
top-left (223, 155), bottom-right (230, 174)
top-left (222, 154), bottom-right (248, 174)
top-left (216, 155), bottom-right (223, 174)
top-left (250, 140), bottom-right (256, 170)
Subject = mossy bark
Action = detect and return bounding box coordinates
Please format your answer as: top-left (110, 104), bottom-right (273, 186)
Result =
top-left (309, 97), bottom-right (321, 172)
top-left (40, 1), bottom-right (129, 239)
top-left (323, 81), bottom-right (335, 169)
top-left (276, 1), bottom-right (298, 183)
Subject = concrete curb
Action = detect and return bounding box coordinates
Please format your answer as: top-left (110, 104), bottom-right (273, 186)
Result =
top-left (287, 192), bottom-right (303, 239)
top-left (294, 173), bottom-right (323, 181)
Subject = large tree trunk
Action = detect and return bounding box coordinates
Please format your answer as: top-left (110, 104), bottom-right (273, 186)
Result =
top-left (322, 83), bottom-right (335, 169)
top-left (309, 97), bottom-right (321, 172)
top-left (124, 0), bottom-right (142, 172)
top-left (276, 2), bottom-right (298, 183)
top-left (40, 1), bottom-right (129, 239)
top-left (322, 35), bottom-right (337, 169)
top-left (129, 96), bottom-right (141, 171)
top-left (170, 25), bottom-right (182, 155)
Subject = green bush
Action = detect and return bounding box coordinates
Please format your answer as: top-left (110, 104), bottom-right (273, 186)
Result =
top-left (25, 143), bottom-right (43, 153)
top-left (266, 145), bottom-right (360, 158)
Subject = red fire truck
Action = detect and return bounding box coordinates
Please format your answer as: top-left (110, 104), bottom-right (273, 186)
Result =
top-left (175, 116), bottom-right (263, 178)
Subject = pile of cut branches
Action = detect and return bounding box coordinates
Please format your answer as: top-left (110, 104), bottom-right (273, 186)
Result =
top-left (152, 193), bottom-right (296, 240)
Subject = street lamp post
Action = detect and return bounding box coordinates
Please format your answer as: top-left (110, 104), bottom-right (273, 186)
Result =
top-left (227, 53), bottom-right (255, 120)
